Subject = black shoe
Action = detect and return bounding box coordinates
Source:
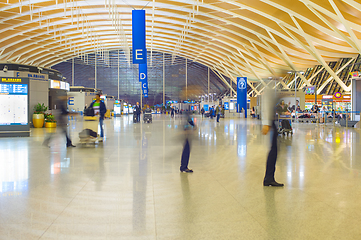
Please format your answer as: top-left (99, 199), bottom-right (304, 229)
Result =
top-left (67, 144), bottom-right (76, 148)
top-left (263, 181), bottom-right (284, 187)
top-left (180, 169), bottom-right (193, 173)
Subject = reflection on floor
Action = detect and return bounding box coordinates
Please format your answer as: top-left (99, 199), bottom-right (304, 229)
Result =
top-left (1, 115), bottom-right (361, 239)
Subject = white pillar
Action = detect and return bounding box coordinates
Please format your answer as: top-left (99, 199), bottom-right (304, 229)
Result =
top-left (186, 58), bottom-right (188, 100)
top-left (295, 74), bottom-right (297, 122)
top-left (95, 54), bottom-right (97, 89)
top-left (163, 52), bottom-right (165, 107)
top-left (118, 50), bottom-right (120, 100)
top-left (208, 67), bottom-right (210, 103)
top-left (72, 58), bottom-right (75, 86)
top-left (140, 81), bottom-right (143, 109)
top-left (230, 78), bottom-right (232, 97)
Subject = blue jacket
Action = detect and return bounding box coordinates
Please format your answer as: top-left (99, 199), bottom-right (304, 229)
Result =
top-left (89, 100), bottom-right (107, 119)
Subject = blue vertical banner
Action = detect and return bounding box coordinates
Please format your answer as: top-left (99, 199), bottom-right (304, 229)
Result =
top-left (237, 77), bottom-right (247, 118)
top-left (139, 63), bottom-right (147, 83)
top-left (139, 64), bottom-right (148, 98)
top-left (132, 10), bottom-right (146, 64)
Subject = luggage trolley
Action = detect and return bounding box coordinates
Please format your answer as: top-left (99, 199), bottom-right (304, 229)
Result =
top-left (278, 114), bottom-right (293, 136)
top-left (79, 116), bottom-right (100, 146)
top-left (143, 109), bottom-right (152, 123)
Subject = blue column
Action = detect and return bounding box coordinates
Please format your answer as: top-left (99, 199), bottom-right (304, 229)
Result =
top-left (237, 77), bottom-right (247, 118)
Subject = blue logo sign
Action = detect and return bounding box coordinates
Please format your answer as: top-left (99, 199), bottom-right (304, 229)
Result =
top-left (238, 77), bottom-right (247, 90)
top-left (68, 96), bottom-right (74, 105)
top-left (237, 77), bottom-right (247, 117)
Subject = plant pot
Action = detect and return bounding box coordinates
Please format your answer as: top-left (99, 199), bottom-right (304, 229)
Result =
top-left (45, 122), bottom-right (57, 128)
top-left (33, 114), bottom-right (44, 128)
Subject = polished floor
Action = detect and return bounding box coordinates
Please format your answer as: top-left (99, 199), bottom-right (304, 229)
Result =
top-left (1, 115), bottom-right (361, 239)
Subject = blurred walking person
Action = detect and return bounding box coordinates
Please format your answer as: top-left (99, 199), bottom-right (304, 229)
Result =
top-left (180, 111), bottom-right (196, 173)
top-left (43, 94), bottom-right (76, 148)
top-left (262, 88), bottom-right (284, 187)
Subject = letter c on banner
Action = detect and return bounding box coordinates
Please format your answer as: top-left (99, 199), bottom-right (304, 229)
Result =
top-left (143, 83), bottom-right (147, 88)
top-left (140, 73), bottom-right (146, 80)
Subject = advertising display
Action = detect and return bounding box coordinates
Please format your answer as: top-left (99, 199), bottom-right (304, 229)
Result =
top-left (305, 86), bottom-right (315, 94)
top-left (322, 96), bottom-right (333, 110)
top-left (114, 103), bottom-right (121, 116)
top-left (224, 102), bottom-right (229, 110)
top-left (0, 77), bottom-right (29, 137)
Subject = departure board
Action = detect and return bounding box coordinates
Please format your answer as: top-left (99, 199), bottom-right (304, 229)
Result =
top-left (0, 80), bottom-right (29, 126)
top-left (0, 84), bottom-right (28, 95)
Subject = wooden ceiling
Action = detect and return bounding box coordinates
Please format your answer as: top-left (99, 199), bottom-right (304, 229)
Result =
top-left (1, 0), bottom-right (361, 84)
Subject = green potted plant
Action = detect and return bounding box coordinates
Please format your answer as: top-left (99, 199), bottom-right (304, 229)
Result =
top-left (44, 113), bottom-right (57, 128)
top-left (33, 103), bottom-right (48, 128)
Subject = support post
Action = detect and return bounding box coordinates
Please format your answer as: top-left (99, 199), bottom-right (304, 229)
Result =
top-left (230, 78), bottom-right (232, 97)
top-left (186, 58), bottom-right (188, 100)
top-left (208, 67), bottom-right (210, 103)
top-left (118, 50), bottom-right (120, 100)
top-left (72, 58), bottom-right (74, 86)
top-left (140, 81), bottom-right (143, 110)
top-left (95, 54), bottom-right (97, 89)
top-left (163, 52), bottom-right (165, 107)
top-left (295, 74), bottom-right (297, 123)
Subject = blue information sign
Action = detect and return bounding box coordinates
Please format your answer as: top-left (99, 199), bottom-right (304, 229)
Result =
top-left (237, 77), bottom-right (247, 118)
top-left (132, 10), bottom-right (147, 64)
top-left (0, 84), bottom-right (28, 95)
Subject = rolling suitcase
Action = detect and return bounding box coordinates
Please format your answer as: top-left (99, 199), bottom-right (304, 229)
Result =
top-left (79, 116), bottom-right (99, 146)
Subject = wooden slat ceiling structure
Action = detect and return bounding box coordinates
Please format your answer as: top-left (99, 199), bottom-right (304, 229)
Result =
top-left (1, 0), bottom-right (361, 86)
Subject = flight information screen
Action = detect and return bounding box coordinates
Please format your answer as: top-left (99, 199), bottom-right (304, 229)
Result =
top-left (0, 83), bottom-right (28, 125)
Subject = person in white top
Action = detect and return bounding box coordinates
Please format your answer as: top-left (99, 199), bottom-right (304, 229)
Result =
top-left (261, 87), bottom-right (284, 187)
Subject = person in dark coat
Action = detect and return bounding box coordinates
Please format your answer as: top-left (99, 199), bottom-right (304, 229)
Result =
top-left (171, 108), bottom-right (175, 118)
top-left (89, 94), bottom-right (107, 141)
top-left (134, 102), bottom-right (141, 123)
top-left (201, 107), bottom-right (205, 118)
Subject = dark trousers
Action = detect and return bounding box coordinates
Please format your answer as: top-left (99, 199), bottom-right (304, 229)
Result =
top-left (217, 114), bottom-right (220, 122)
top-left (171, 112), bottom-right (174, 118)
top-left (180, 138), bottom-right (190, 171)
top-left (264, 122), bottom-right (278, 182)
top-left (137, 113), bottom-right (140, 122)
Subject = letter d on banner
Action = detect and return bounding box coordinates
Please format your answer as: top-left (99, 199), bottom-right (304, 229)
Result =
top-left (139, 64), bottom-right (148, 98)
top-left (132, 10), bottom-right (146, 64)
top-left (237, 77), bottom-right (247, 118)
top-left (139, 64), bottom-right (147, 82)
